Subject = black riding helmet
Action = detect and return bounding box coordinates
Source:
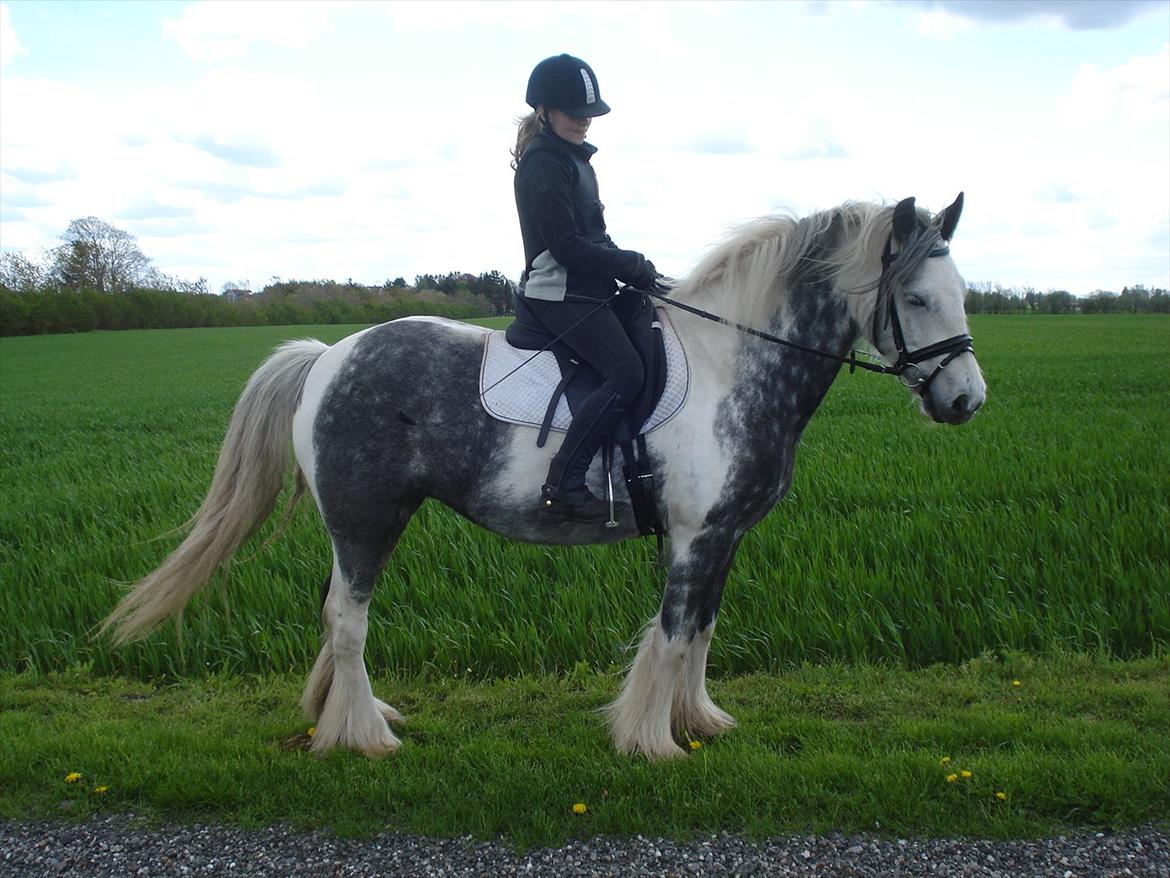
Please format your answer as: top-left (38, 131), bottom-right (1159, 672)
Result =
top-left (525, 54), bottom-right (611, 118)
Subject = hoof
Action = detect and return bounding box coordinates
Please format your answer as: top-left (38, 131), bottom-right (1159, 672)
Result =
top-left (356, 732), bottom-right (401, 759)
top-left (612, 730), bottom-right (688, 761)
top-left (309, 725), bottom-right (401, 758)
top-left (647, 743), bottom-right (688, 761)
top-left (676, 709), bottom-right (737, 740)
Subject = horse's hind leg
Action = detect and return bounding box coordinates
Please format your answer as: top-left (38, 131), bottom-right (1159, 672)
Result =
top-left (301, 509), bottom-right (414, 757)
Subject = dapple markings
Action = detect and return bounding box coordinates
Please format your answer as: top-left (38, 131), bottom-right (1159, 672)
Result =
top-left (102, 196), bottom-right (984, 760)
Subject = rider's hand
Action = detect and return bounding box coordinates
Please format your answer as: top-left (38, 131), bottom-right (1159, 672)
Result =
top-left (629, 257), bottom-right (659, 291)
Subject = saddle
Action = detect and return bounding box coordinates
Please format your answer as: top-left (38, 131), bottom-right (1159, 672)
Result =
top-left (479, 293), bottom-right (689, 536)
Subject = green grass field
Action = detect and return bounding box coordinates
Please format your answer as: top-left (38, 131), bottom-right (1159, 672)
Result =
top-left (0, 316), bottom-right (1167, 678)
top-left (1, 314), bottom-right (1167, 842)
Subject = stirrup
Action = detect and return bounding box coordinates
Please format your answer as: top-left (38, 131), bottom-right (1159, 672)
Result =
top-left (538, 486), bottom-right (614, 525)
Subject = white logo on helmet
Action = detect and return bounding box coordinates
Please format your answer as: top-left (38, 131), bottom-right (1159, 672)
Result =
top-left (579, 68), bottom-right (596, 104)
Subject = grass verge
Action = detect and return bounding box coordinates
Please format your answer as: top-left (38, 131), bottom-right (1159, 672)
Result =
top-left (2, 655), bottom-right (1167, 847)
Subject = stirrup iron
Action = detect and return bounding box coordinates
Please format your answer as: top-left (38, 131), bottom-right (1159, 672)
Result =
top-left (602, 443), bottom-right (619, 528)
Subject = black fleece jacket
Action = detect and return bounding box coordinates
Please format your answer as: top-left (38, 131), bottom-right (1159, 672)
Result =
top-left (514, 131), bottom-right (647, 301)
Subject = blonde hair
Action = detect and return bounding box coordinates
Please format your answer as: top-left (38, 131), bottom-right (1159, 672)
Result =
top-left (510, 109), bottom-right (547, 170)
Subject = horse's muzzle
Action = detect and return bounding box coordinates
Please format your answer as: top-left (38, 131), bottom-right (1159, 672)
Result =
top-left (924, 387), bottom-right (983, 425)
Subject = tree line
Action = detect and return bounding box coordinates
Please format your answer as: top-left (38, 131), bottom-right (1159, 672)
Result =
top-left (0, 218), bottom-right (517, 337)
top-left (2, 217), bottom-right (1166, 337)
top-left (963, 282), bottom-right (1169, 314)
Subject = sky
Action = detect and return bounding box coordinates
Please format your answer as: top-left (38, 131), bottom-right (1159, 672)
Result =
top-left (1, 0), bottom-right (1168, 297)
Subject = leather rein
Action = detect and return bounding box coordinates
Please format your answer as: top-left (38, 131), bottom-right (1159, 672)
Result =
top-left (636, 233), bottom-right (974, 396)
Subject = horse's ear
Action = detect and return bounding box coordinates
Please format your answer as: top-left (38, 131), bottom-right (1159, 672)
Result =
top-left (936, 191), bottom-right (964, 241)
top-left (892, 197), bottom-right (917, 244)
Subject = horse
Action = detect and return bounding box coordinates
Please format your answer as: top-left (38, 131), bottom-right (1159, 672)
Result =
top-left (102, 194), bottom-right (985, 761)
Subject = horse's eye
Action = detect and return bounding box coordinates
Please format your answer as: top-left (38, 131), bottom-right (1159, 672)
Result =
top-left (905, 294), bottom-right (926, 308)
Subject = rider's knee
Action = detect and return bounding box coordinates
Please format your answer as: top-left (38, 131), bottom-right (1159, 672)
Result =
top-left (612, 361), bottom-right (644, 405)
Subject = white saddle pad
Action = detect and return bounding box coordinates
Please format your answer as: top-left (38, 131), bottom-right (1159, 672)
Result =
top-left (479, 307), bottom-right (689, 435)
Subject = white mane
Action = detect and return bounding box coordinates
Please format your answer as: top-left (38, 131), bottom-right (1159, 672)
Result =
top-left (673, 201), bottom-right (900, 333)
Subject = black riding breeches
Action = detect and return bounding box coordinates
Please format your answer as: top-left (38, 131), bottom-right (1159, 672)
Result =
top-left (524, 293), bottom-right (646, 492)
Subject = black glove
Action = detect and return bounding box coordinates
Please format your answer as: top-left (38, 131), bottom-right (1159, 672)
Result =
top-left (627, 256), bottom-right (660, 291)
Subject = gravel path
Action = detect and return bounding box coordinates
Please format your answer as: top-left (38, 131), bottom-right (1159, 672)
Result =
top-left (2, 816), bottom-right (1167, 878)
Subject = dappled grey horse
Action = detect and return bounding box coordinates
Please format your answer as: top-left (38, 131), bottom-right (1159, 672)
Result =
top-left (103, 195), bottom-right (985, 760)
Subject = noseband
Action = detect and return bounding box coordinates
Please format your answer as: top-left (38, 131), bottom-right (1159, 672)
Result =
top-left (876, 236), bottom-right (974, 396)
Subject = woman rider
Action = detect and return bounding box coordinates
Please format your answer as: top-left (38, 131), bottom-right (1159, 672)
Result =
top-left (512, 54), bottom-right (661, 524)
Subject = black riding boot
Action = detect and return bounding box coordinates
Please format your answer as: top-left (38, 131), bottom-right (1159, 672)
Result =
top-left (539, 390), bottom-right (626, 524)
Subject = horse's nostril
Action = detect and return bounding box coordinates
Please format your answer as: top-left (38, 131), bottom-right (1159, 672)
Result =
top-left (951, 394), bottom-right (970, 416)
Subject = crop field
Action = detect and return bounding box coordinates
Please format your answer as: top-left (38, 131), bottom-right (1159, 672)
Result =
top-left (1, 315), bottom-right (1167, 680)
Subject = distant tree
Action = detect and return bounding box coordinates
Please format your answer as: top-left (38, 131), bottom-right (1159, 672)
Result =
top-left (153, 272), bottom-right (209, 295)
top-left (0, 250), bottom-right (47, 293)
top-left (1119, 285), bottom-right (1152, 314)
top-left (472, 269), bottom-right (516, 315)
top-left (1041, 290), bottom-right (1076, 314)
top-left (391, 277), bottom-right (407, 288)
top-left (1080, 290), bottom-right (1119, 314)
top-left (49, 216), bottom-right (154, 293)
top-left (1022, 286), bottom-right (1038, 312)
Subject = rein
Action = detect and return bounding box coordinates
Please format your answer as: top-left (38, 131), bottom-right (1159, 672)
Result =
top-left (635, 285), bottom-right (892, 377)
top-left (637, 234), bottom-right (974, 394)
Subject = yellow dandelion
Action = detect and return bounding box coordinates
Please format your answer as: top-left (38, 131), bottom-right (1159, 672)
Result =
top-left (996, 791), bottom-right (1007, 801)
top-left (939, 756), bottom-right (951, 766)
top-left (94, 786), bottom-right (109, 795)
top-left (572, 803), bottom-right (587, 815)
top-left (946, 773), bottom-right (958, 783)
top-left (1012, 680), bottom-right (1021, 687)
top-left (307, 726), bottom-right (316, 737)
top-left (960, 770), bottom-right (973, 779)
top-left (689, 740), bottom-right (702, 751)
top-left (64, 772), bottom-right (81, 784)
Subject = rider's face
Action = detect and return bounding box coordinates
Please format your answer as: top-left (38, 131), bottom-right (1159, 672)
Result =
top-left (547, 109), bottom-right (591, 145)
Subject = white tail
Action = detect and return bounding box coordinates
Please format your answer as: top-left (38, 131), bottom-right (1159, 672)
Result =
top-left (100, 339), bottom-right (328, 644)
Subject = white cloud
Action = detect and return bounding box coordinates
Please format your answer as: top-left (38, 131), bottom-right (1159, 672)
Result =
top-left (902, 0), bottom-right (1164, 31)
top-left (162, 1), bottom-right (336, 62)
top-left (913, 8), bottom-right (974, 38)
top-left (0, 3), bottom-right (24, 67)
top-left (366, 0), bottom-right (555, 31)
top-left (1057, 42), bottom-right (1170, 127)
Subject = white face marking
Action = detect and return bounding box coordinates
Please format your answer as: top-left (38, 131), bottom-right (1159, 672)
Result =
top-left (897, 254), bottom-right (986, 420)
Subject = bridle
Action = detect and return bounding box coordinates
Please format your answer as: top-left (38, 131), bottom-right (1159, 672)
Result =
top-left (875, 236), bottom-right (975, 395)
top-left (639, 229), bottom-right (974, 396)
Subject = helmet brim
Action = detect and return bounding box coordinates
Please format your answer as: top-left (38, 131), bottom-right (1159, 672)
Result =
top-left (560, 99), bottom-right (611, 118)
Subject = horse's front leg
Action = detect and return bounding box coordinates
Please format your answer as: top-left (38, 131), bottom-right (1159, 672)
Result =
top-left (606, 527), bottom-right (741, 759)
top-left (674, 611), bottom-right (738, 740)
